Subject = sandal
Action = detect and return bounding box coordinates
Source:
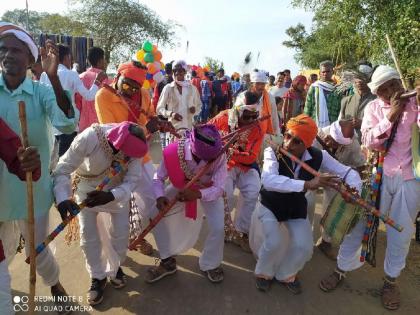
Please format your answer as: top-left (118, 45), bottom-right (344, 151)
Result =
top-left (138, 239), bottom-right (154, 256)
top-left (145, 257), bottom-right (177, 284)
top-left (203, 267), bottom-right (224, 283)
top-left (381, 276), bottom-right (400, 310)
top-left (280, 277), bottom-right (302, 295)
top-left (319, 268), bottom-right (346, 292)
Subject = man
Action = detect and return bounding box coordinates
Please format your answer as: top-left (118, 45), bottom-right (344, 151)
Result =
top-left (283, 69), bottom-right (292, 88)
top-left (265, 75), bottom-right (275, 91)
top-left (0, 22), bottom-right (76, 309)
top-left (236, 69), bottom-right (280, 137)
top-left (190, 70), bottom-right (201, 97)
top-left (199, 71), bottom-right (213, 122)
top-left (0, 118), bottom-right (41, 314)
top-left (95, 60), bottom-right (164, 256)
top-left (250, 114), bottom-right (361, 293)
top-left (156, 60), bottom-right (201, 133)
top-left (212, 68), bottom-right (231, 113)
top-left (146, 125), bottom-right (227, 283)
top-left (152, 61), bottom-right (173, 109)
top-left (340, 69), bottom-right (376, 142)
top-left (40, 44), bottom-right (107, 157)
top-left (209, 91), bottom-right (264, 252)
top-left (268, 72), bottom-right (288, 100)
top-left (75, 46), bottom-right (111, 132)
top-left (316, 119), bottom-right (366, 259)
top-left (53, 122), bottom-right (147, 306)
top-left (319, 66), bottom-right (420, 311)
top-left (304, 60), bottom-right (342, 128)
top-left (282, 75), bottom-right (307, 127)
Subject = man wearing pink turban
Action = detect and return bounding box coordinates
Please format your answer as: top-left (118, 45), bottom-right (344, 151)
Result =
top-left (53, 121), bottom-right (147, 306)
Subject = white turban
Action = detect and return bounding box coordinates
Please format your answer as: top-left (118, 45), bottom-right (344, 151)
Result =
top-left (0, 22), bottom-right (38, 61)
top-left (329, 120), bottom-right (352, 145)
top-left (367, 65), bottom-right (400, 95)
top-left (250, 70), bottom-right (267, 83)
top-left (228, 96), bottom-right (258, 130)
top-left (173, 60), bottom-right (188, 71)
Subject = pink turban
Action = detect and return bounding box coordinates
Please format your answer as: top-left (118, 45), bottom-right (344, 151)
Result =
top-left (107, 122), bottom-right (148, 159)
top-left (190, 124), bottom-right (222, 161)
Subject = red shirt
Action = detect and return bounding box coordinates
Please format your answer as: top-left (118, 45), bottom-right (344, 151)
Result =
top-left (191, 77), bottom-right (202, 97)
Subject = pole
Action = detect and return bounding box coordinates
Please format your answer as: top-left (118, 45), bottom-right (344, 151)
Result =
top-left (18, 101), bottom-right (35, 314)
top-left (385, 34), bottom-right (408, 90)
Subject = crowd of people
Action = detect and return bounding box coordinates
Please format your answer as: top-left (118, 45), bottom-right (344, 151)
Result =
top-left (0, 22), bottom-right (419, 314)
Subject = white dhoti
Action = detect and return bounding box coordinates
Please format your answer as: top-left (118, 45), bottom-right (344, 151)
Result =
top-left (151, 184), bottom-right (225, 271)
top-left (225, 167), bottom-right (261, 234)
top-left (133, 161), bottom-right (157, 227)
top-left (250, 203), bottom-right (313, 280)
top-left (338, 174), bottom-right (420, 278)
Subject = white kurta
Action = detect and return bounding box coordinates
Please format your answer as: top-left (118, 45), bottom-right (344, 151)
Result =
top-left (250, 147), bottom-right (362, 280)
top-left (53, 125), bottom-right (142, 279)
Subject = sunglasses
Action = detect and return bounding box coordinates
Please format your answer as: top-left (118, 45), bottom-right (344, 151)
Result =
top-left (284, 132), bottom-right (304, 146)
top-left (121, 82), bottom-right (139, 93)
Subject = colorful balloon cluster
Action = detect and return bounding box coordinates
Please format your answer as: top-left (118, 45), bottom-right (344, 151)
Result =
top-left (136, 40), bottom-right (164, 89)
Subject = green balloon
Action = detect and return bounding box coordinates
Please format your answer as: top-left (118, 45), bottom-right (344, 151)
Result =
top-left (144, 52), bottom-right (154, 63)
top-left (143, 41), bottom-right (153, 52)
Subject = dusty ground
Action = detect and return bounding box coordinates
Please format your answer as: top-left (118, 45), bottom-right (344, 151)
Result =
top-left (9, 136), bottom-right (420, 315)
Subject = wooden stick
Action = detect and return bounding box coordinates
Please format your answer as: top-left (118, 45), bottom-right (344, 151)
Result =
top-left (386, 34), bottom-right (408, 90)
top-left (276, 146), bottom-right (403, 232)
top-left (128, 133), bottom-right (240, 250)
top-left (18, 101), bottom-right (35, 314)
top-left (220, 115), bottom-right (270, 141)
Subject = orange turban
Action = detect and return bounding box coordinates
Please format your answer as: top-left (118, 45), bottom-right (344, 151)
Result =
top-left (117, 62), bottom-right (146, 85)
top-left (286, 114), bottom-right (318, 148)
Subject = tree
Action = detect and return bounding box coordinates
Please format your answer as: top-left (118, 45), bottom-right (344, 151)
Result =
top-left (70, 0), bottom-right (178, 66)
top-left (203, 57), bottom-right (224, 73)
top-left (286, 0), bottom-right (420, 83)
top-left (1, 9), bottom-right (48, 33)
top-left (38, 14), bottom-right (87, 36)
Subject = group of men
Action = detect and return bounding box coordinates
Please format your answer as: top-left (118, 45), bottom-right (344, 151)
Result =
top-left (0, 21), bottom-right (419, 315)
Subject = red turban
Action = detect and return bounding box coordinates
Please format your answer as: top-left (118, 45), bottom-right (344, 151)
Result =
top-left (117, 62), bottom-right (146, 85)
top-left (292, 75), bottom-right (307, 86)
top-left (286, 114), bottom-right (318, 148)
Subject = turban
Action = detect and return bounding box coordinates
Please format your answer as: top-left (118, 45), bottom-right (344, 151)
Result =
top-left (367, 65), bottom-right (400, 95)
top-left (0, 22), bottom-right (38, 60)
top-left (107, 122), bottom-right (148, 159)
top-left (250, 70), bottom-right (267, 83)
top-left (292, 75), bottom-right (307, 86)
top-left (173, 60), bottom-right (188, 71)
top-left (328, 121), bottom-right (352, 145)
top-left (228, 95), bottom-right (259, 130)
top-left (189, 124), bottom-right (222, 161)
top-left (117, 62), bottom-right (146, 85)
top-left (286, 114), bottom-right (318, 148)
top-left (358, 64), bottom-right (373, 76)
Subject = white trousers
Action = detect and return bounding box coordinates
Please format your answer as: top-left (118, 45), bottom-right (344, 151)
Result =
top-left (152, 185), bottom-right (225, 271)
top-left (338, 175), bottom-right (420, 278)
top-left (225, 167), bottom-right (261, 234)
top-left (79, 208), bottom-right (129, 280)
top-left (133, 161), bottom-right (157, 225)
top-left (251, 204), bottom-right (313, 280)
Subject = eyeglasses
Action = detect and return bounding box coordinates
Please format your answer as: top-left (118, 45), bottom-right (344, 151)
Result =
top-left (121, 82), bottom-right (139, 93)
top-left (284, 132), bottom-right (304, 146)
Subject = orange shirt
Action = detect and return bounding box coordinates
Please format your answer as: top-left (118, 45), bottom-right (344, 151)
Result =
top-left (95, 86), bottom-right (154, 163)
top-left (209, 110), bottom-right (264, 171)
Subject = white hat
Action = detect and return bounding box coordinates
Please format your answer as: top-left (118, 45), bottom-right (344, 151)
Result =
top-left (250, 70), bottom-right (267, 83)
top-left (367, 65), bottom-right (400, 95)
top-left (0, 22), bottom-right (38, 61)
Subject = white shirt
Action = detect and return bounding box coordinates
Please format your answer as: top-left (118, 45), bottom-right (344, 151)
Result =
top-left (53, 124), bottom-right (143, 208)
top-left (269, 86), bottom-right (288, 98)
top-left (40, 64), bottom-right (99, 134)
top-left (261, 146), bottom-right (362, 193)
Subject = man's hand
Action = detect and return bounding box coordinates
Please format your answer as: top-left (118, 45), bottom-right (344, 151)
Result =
top-left (84, 191), bottom-right (115, 208)
top-left (351, 118), bottom-right (362, 130)
top-left (176, 188), bottom-right (202, 202)
top-left (94, 71), bottom-right (108, 85)
top-left (172, 113), bottom-right (183, 121)
top-left (304, 173), bottom-right (341, 190)
top-left (156, 196), bottom-right (169, 211)
top-left (189, 107), bottom-right (196, 114)
top-left (40, 40), bottom-right (59, 79)
top-left (158, 120), bottom-right (176, 133)
top-left (57, 200), bottom-right (80, 221)
top-left (387, 91), bottom-right (408, 123)
top-left (146, 116), bottom-right (160, 133)
top-left (17, 146), bottom-right (40, 173)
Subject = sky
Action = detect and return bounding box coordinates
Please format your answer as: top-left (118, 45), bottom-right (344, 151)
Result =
top-left (0, 0), bottom-right (314, 75)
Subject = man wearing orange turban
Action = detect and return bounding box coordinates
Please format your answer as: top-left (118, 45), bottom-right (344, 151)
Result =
top-left (249, 113), bottom-right (362, 294)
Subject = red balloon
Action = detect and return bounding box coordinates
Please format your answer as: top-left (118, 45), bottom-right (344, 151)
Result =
top-left (153, 50), bottom-right (162, 62)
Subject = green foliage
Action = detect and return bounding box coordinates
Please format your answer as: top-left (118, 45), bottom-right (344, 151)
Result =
top-left (1, 9), bottom-right (48, 33)
top-left (286, 0), bottom-right (420, 84)
top-left (203, 57), bottom-right (224, 73)
top-left (38, 14), bottom-right (87, 36)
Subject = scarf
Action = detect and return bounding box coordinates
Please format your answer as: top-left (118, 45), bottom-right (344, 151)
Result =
top-left (312, 80), bottom-right (335, 128)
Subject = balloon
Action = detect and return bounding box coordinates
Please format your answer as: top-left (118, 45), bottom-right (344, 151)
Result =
top-left (152, 45), bottom-right (158, 53)
top-left (191, 65), bottom-right (198, 71)
top-left (144, 52), bottom-right (154, 63)
top-left (136, 50), bottom-right (145, 62)
top-left (160, 62), bottom-right (165, 69)
top-left (153, 50), bottom-right (162, 62)
top-left (153, 71), bottom-right (164, 83)
top-left (142, 41), bottom-right (153, 52)
top-left (147, 63), bottom-right (157, 73)
top-left (142, 80), bottom-right (151, 89)
top-left (146, 73), bottom-right (153, 80)
top-left (161, 70), bottom-right (165, 75)
top-left (153, 61), bottom-right (161, 71)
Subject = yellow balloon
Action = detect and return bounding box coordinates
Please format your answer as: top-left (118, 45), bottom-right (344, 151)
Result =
top-left (142, 80), bottom-right (151, 89)
top-left (136, 49), bottom-right (145, 62)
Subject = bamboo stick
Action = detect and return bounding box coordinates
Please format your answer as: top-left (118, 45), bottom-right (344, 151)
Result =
top-left (385, 34), bottom-right (408, 90)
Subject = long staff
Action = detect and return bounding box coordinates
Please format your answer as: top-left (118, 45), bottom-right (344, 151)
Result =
top-left (18, 101), bottom-right (35, 314)
top-left (128, 133), bottom-right (240, 250)
top-left (276, 146), bottom-right (403, 232)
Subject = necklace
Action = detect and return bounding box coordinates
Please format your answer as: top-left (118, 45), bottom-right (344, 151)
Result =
top-left (177, 136), bottom-right (195, 180)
